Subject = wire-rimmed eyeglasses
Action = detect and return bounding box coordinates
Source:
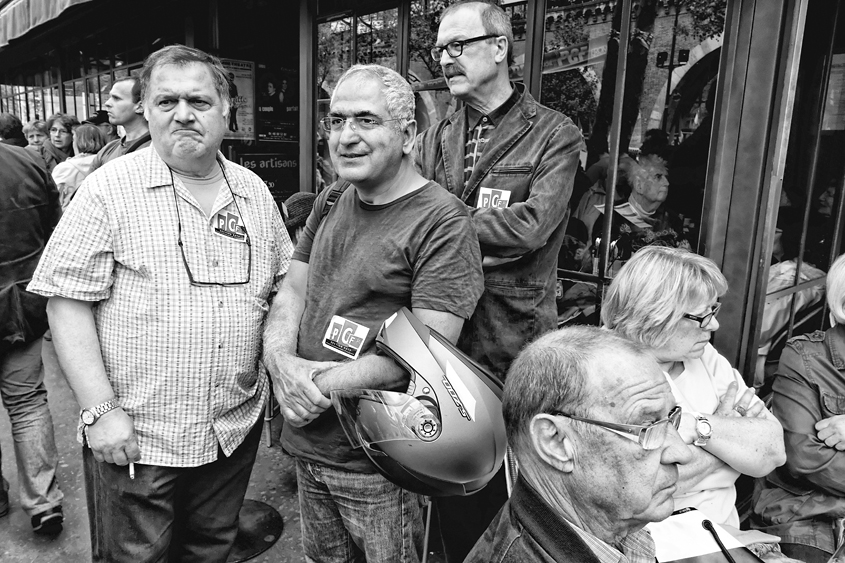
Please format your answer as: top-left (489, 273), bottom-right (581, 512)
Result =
top-left (549, 406), bottom-right (683, 451)
top-left (430, 34), bottom-right (499, 62)
top-left (168, 165), bottom-right (251, 287)
top-left (682, 302), bottom-right (721, 328)
top-left (319, 116), bottom-right (402, 133)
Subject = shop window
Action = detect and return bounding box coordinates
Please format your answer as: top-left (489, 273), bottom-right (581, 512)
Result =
top-left (316, 9), bottom-right (400, 188)
top-left (755, 3), bottom-right (845, 390)
top-left (550, 0), bottom-right (726, 327)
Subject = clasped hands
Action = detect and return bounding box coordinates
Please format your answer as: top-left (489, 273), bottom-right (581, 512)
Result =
top-left (265, 351), bottom-right (341, 427)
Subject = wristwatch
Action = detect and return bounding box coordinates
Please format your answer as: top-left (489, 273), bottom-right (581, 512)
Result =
top-left (693, 414), bottom-right (713, 447)
top-left (81, 399), bottom-right (119, 426)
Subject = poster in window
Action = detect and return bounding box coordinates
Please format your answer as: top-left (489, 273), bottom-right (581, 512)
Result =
top-left (257, 64), bottom-right (299, 142)
top-left (220, 58), bottom-right (256, 141)
top-left (823, 53), bottom-right (845, 131)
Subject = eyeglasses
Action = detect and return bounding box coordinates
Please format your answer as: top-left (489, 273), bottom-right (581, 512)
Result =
top-left (430, 34), bottom-right (499, 62)
top-left (550, 406), bottom-right (683, 451)
top-left (169, 166), bottom-right (251, 287)
top-left (319, 116), bottom-right (402, 133)
top-left (682, 302), bottom-right (721, 328)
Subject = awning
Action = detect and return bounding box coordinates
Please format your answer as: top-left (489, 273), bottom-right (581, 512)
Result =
top-left (0, 0), bottom-right (93, 48)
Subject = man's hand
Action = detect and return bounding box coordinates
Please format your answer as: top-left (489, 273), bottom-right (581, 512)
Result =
top-left (85, 408), bottom-right (141, 465)
top-left (816, 415), bottom-right (845, 450)
top-left (265, 353), bottom-right (338, 427)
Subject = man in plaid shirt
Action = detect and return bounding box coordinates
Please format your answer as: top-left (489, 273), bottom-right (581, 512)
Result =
top-left (29, 45), bottom-right (292, 562)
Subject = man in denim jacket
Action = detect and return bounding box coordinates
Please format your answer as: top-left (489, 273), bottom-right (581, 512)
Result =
top-left (414, 1), bottom-right (582, 560)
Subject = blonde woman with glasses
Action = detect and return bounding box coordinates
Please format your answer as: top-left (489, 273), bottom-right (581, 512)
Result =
top-left (602, 246), bottom-right (785, 530)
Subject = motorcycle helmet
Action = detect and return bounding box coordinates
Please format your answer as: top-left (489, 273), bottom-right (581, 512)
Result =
top-left (331, 307), bottom-right (507, 497)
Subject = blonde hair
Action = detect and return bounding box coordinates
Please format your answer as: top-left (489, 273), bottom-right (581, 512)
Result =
top-left (827, 254), bottom-right (845, 325)
top-left (602, 246), bottom-right (728, 348)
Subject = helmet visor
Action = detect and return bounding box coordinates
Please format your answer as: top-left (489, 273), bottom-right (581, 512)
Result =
top-left (332, 389), bottom-right (442, 450)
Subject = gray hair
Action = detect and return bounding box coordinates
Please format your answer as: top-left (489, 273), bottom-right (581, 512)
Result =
top-left (332, 64), bottom-right (415, 131)
top-left (441, 1), bottom-right (514, 66)
top-left (827, 254), bottom-right (845, 325)
top-left (140, 44), bottom-right (230, 109)
top-left (601, 246), bottom-right (728, 349)
top-left (503, 326), bottom-right (647, 457)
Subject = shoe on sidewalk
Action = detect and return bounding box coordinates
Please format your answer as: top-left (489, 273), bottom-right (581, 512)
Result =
top-left (31, 505), bottom-right (63, 536)
top-left (0, 477), bottom-right (8, 517)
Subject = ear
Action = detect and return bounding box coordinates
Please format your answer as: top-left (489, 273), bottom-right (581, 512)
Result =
top-left (401, 119), bottom-right (418, 156)
top-left (529, 414), bottom-right (577, 473)
top-left (493, 37), bottom-right (509, 65)
top-left (134, 101), bottom-right (144, 116)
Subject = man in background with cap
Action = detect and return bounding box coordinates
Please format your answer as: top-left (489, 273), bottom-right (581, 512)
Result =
top-left (90, 76), bottom-right (151, 172)
top-left (83, 110), bottom-right (119, 144)
top-left (283, 191), bottom-right (317, 246)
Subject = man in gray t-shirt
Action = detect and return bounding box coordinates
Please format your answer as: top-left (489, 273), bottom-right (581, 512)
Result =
top-left (263, 65), bottom-right (483, 563)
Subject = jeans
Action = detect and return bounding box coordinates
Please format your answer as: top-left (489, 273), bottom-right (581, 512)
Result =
top-left (84, 419), bottom-right (262, 563)
top-left (0, 337), bottom-right (63, 517)
top-left (296, 458), bottom-right (425, 563)
top-left (779, 543), bottom-right (831, 563)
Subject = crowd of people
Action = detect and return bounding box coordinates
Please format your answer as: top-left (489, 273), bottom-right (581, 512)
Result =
top-left (1, 1), bottom-right (845, 563)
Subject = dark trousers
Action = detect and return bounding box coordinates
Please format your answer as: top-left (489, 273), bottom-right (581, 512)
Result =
top-left (434, 465), bottom-right (508, 563)
top-left (83, 420), bottom-right (262, 563)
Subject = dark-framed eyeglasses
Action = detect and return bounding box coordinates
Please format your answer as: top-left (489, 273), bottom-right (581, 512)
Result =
top-left (168, 165), bottom-right (251, 287)
top-left (319, 116), bottom-right (402, 133)
top-left (549, 406), bottom-right (683, 451)
top-left (430, 34), bottom-right (499, 62)
top-left (682, 302), bottom-right (721, 328)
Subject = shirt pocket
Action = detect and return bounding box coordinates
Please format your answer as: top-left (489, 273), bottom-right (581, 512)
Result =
top-left (484, 164), bottom-right (534, 204)
top-left (821, 391), bottom-right (845, 416)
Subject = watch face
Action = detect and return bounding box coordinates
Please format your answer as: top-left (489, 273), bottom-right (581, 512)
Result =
top-left (697, 419), bottom-right (712, 436)
top-left (81, 410), bottom-right (95, 425)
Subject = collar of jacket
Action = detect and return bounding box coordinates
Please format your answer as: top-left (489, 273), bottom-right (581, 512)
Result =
top-left (440, 82), bottom-right (536, 203)
top-left (826, 324), bottom-right (845, 369)
top-left (511, 474), bottom-right (603, 563)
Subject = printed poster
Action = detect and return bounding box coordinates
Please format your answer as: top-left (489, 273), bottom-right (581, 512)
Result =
top-left (220, 58), bottom-right (256, 141)
top-left (256, 64), bottom-right (299, 142)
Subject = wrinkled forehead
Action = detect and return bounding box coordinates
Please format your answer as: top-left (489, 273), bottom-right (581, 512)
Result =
top-left (588, 352), bottom-right (674, 422)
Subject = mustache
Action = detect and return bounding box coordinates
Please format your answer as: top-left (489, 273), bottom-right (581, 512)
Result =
top-left (443, 65), bottom-right (463, 79)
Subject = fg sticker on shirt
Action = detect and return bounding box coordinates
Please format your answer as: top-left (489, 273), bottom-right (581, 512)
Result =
top-left (477, 187), bottom-right (511, 209)
top-left (323, 316), bottom-right (370, 360)
top-left (214, 209), bottom-right (247, 242)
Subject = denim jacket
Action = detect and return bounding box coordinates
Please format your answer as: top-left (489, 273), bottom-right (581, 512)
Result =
top-left (415, 83), bottom-right (583, 377)
top-left (466, 475), bottom-right (603, 563)
top-left (753, 325), bottom-right (845, 553)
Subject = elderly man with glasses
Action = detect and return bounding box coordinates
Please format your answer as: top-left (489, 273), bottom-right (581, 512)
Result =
top-left (263, 63), bottom-right (483, 563)
top-left (466, 326), bottom-right (693, 563)
top-left (28, 44), bottom-right (291, 562)
top-left (414, 1), bottom-right (584, 559)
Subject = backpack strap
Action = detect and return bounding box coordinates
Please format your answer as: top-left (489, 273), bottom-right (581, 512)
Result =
top-left (319, 180), bottom-right (351, 224)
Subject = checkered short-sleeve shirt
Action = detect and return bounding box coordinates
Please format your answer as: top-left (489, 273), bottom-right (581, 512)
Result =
top-left (29, 147), bottom-right (293, 467)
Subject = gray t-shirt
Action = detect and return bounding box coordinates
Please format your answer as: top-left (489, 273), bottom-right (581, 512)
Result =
top-left (281, 180), bottom-right (484, 472)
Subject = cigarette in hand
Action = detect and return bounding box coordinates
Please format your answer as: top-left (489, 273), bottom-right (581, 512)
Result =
top-left (129, 462), bottom-right (135, 480)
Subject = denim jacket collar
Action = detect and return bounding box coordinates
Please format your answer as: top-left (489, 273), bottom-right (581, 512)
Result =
top-left (826, 324), bottom-right (845, 369)
top-left (441, 82), bottom-right (536, 203)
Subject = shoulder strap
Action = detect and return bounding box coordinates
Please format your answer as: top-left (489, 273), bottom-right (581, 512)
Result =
top-left (319, 180), bottom-right (351, 224)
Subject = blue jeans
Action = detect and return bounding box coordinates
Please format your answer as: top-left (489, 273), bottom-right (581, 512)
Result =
top-left (84, 419), bottom-right (262, 563)
top-left (296, 458), bottom-right (425, 563)
top-left (0, 337), bottom-right (63, 517)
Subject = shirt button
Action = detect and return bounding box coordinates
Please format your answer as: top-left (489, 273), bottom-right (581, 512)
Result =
top-left (218, 301), bottom-right (224, 308)
top-left (218, 344), bottom-right (223, 349)
top-left (212, 259), bottom-right (219, 267)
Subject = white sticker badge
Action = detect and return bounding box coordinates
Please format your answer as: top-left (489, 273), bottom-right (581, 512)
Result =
top-left (322, 316), bottom-right (370, 360)
top-left (477, 187), bottom-right (511, 209)
top-left (213, 209), bottom-right (247, 243)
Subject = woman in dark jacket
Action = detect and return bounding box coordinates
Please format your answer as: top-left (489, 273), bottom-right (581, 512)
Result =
top-left (753, 253), bottom-right (845, 563)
